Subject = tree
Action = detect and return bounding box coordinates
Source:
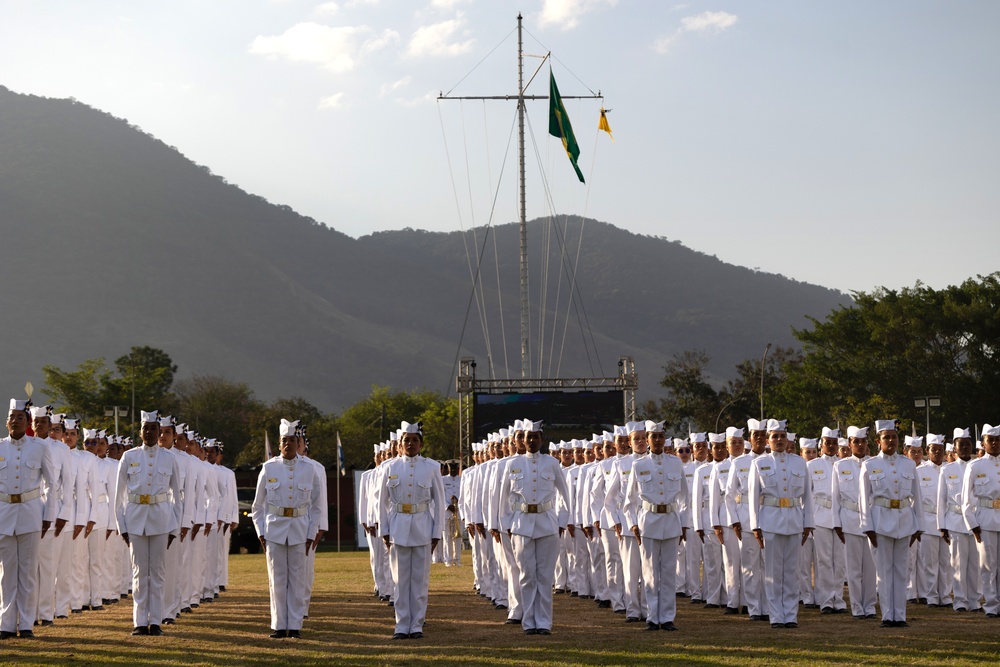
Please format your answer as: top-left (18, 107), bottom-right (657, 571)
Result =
top-left (174, 375), bottom-right (264, 465)
top-left (641, 350), bottom-right (724, 433)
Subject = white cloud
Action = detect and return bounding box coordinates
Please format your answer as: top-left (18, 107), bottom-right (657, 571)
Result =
top-left (314, 2), bottom-right (339, 17)
top-left (538, 0), bottom-right (617, 31)
top-left (394, 91), bottom-right (438, 108)
top-left (430, 0), bottom-right (467, 9)
top-left (361, 28), bottom-right (400, 56)
top-left (379, 75), bottom-right (412, 97)
top-left (654, 10), bottom-right (737, 54)
top-left (344, 0), bottom-right (379, 6)
top-left (318, 92), bottom-right (347, 109)
top-left (249, 23), bottom-right (375, 73)
top-left (406, 17), bottom-right (474, 58)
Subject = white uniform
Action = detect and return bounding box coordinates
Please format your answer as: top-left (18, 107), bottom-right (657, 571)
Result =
top-left (441, 473), bottom-right (462, 566)
top-left (709, 457), bottom-right (741, 611)
top-left (749, 451), bottom-right (814, 625)
top-left (114, 444), bottom-right (181, 629)
top-left (915, 460), bottom-right (949, 605)
top-left (301, 456), bottom-right (328, 614)
top-left (692, 460), bottom-right (724, 606)
top-left (35, 436), bottom-right (73, 624)
top-left (163, 446), bottom-right (194, 621)
top-left (252, 455), bottom-right (322, 632)
top-left (69, 448), bottom-right (99, 612)
top-left (832, 455), bottom-right (876, 617)
top-left (807, 454), bottom-right (847, 612)
top-left (84, 452), bottom-right (113, 608)
top-left (486, 456), bottom-right (520, 620)
top-left (378, 454), bottom-right (445, 636)
top-left (938, 458), bottom-right (980, 611)
top-left (961, 453), bottom-right (1000, 616)
top-left (725, 451), bottom-right (766, 618)
top-left (681, 460), bottom-right (701, 599)
top-left (603, 453), bottom-right (645, 619)
top-left (580, 459), bottom-right (608, 604)
top-left (594, 455), bottom-right (624, 612)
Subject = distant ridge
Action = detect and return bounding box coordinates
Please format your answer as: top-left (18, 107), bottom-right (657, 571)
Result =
top-left (0, 85), bottom-right (848, 410)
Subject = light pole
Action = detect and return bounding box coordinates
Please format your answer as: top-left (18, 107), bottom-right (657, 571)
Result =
top-left (104, 406), bottom-right (130, 437)
top-left (715, 396), bottom-right (742, 433)
top-left (913, 396), bottom-right (941, 434)
top-left (760, 343), bottom-right (772, 421)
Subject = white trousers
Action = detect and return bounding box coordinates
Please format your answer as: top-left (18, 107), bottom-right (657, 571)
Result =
top-left (129, 533), bottom-right (168, 627)
top-left (685, 533), bottom-right (703, 599)
top-left (979, 530), bottom-right (1000, 616)
top-left (844, 533), bottom-right (877, 616)
top-left (486, 536), bottom-right (505, 605)
top-left (265, 540), bottom-right (306, 631)
top-left (35, 527), bottom-right (59, 621)
top-left (70, 532), bottom-right (88, 610)
top-left (917, 533), bottom-right (950, 605)
top-left (601, 527), bottom-right (624, 612)
top-left (442, 517), bottom-right (462, 566)
top-left (739, 529), bottom-right (766, 617)
top-left (221, 527), bottom-right (231, 586)
top-left (812, 527), bottom-right (846, 610)
top-left (366, 532), bottom-right (380, 593)
top-left (906, 539), bottom-right (918, 600)
top-left (500, 531), bottom-right (522, 620)
top-left (0, 531), bottom-right (41, 632)
top-left (950, 531), bottom-right (981, 610)
top-left (572, 531), bottom-right (590, 596)
top-left (163, 530), bottom-right (179, 618)
top-left (55, 527), bottom-right (74, 615)
top-left (178, 534), bottom-right (194, 608)
top-left (874, 534), bottom-right (909, 622)
top-left (702, 531), bottom-right (725, 605)
top-left (389, 544), bottom-right (431, 634)
top-left (763, 532), bottom-right (799, 625)
top-left (554, 532), bottom-right (569, 591)
top-left (799, 532), bottom-right (816, 604)
top-left (720, 527), bottom-right (743, 610)
top-left (304, 542), bottom-right (317, 613)
top-left (470, 531), bottom-right (482, 591)
top-left (120, 536), bottom-right (131, 596)
top-left (620, 534), bottom-right (644, 618)
top-left (512, 533), bottom-right (558, 631)
top-left (588, 530), bottom-right (608, 602)
top-left (640, 536), bottom-right (679, 624)
top-left (205, 527), bottom-right (222, 597)
top-left (191, 531), bottom-right (208, 604)
top-left (86, 529), bottom-right (108, 607)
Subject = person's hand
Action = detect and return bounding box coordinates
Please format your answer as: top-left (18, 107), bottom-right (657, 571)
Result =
top-left (84, 521), bottom-right (95, 538)
top-left (940, 529), bottom-right (951, 546)
top-left (865, 530), bottom-right (878, 548)
top-left (431, 538), bottom-right (440, 553)
top-left (383, 535), bottom-right (392, 550)
top-left (732, 522), bottom-right (743, 542)
top-left (834, 527), bottom-right (845, 544)
top-left (258, 536), bottom-right (266, 552)
top-left (972, 526), bottom-right (982, 544)
top-left (696, 529), bottom-right (705, 544)
top-left (41, 521), bottom-right (51, 538)
top-left (490, 529), bottom-right (501, 543)
top-left (801, 527), bottom-right (813, 546)
top-left (72, 525), bottom-right (84, 540)
top-left (753, 529), bottom-right (764, 550)
top-left (631, 525), bottom-right (642, 546)
top-left (181, 527), bottom-right (190, 542)
top-left (168, 534), bottom-right (176, 549)
top-left (54, 518), bottom-right (67, 537)
top-left (122, 533), bottom-right (130, 546)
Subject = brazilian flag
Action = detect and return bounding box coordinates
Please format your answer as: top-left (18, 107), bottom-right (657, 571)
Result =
top-left (549, 70), bottom-right (585, 183)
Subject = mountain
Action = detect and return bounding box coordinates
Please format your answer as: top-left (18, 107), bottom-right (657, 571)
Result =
top-left (0, 85), bottom-right (849, 411)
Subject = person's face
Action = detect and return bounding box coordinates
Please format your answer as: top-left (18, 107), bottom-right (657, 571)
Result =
top-left (157, 427), bottom-right (174, 447)
top-left (280, 435), bottom-right (297, 459)
top-left (559, 448), bottom-right (573, 465)
top-left (32, 417), bottom-right (50, 439)
top-left (614, 435), bottom-right (629, 455)
top-left (803, 448), bottom-right (818, 461)
top-left (603, 440), bottom-right (616, 458)
top-left (525, 430), bottom-right (542, 453)
top-left (821, 437), bottom-right (838, 457)
top-left (648, 431), bottom-right (666, 452)
top-left (726, 437), bottom-right (744, 458)
top-left (768, 431), bottom-right (788, 454)
top-left (984, 434), bottom-right (1000, 457)
top-left (850, 437), bottom-right (869, 458)
top-left (83, 438), bottom-right (99, 455)
top-left (677, 444), bottom-right (691, 463)
top-left (401, 432), bottom-right (422, 457)
top-left (956, 438), bottom-right (973, 461)
top-left (49, 424), bottom-right (64, 441)
top-left (585, 447), bottom-right (596, 463)
top-left (928, 443), bottom-right (945, 465)
top-left (905, 445), bottom-right (923, 464)
top-left (64, 428), bottom-right (79, 448)
top-left (629, 430), bottom-right (647, 455)
top-left (750, 430), bottom-right (767, 455)
top-left (692, 441), bottom-right (709, 462)
top-left (574, 448), bottom-right (585, 465)
top-left (838, 445), bottom-right (850, 459)
top-left (108, 441), bottom-right (123, 460)
top-left (878, 430), bottom-right (899, 457)
top-left (710, 441), bottom-right (727, 462)
top-left (141, 422), bottom-right (160, 446)
top-left (175, 435), bottom-right (188, 453)
top-left (6, 410), bottom-right (28, 439)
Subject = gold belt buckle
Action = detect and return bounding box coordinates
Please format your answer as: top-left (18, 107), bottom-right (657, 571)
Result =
top-left (139, 494), bottom-right (151, 505)
top-left (889, 499), bottom-right (901, 509)
top-left (283, 507), bottom-right (295, 517)
top-left (401, 503), bottom-right (413, 514)
top-left (993, 498), bottom-right (1000, 510)
top-left (656, 504), bottom-right (668, 513)
top-left (526, 504), bottom-right (538, 513)
top-left (10, 493), bottom-right (21, 504)
top-left (779, 498), bottom-right (791, 508)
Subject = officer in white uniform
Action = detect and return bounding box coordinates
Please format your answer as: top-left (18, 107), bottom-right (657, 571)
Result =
top-left (498, 420), bottom-right (570, 635)
top-left (251, 420), bottom-right (322, 638)
top-left (378, 421), bottom-right (445, 640)
top-left (603, 423), bottom-right (647, 622)
top-left (710, 427), bottom-right (743, 614)
top-left (33, 410), bottom-right (72, 627)
top-left (938, 428), bottom-right (981, 612)
top-left (593, 430), bottom-right (625, 614)
top-left (832, 425), bottom-right (877, 619)
top-left (623, 421), bottom-right (689, 630)
top-left (694, 433), bottom-right (727, 610)
top-left (441, 460), bottom-right (463, 566)
top-left (808, 428), bottom-right (847, 614)
top-left (114, 410), bottom-right (181, 636)
top-left (82, 429), bottom-right (113, 611)
top-left (916, 433), bottom-right (948, 606)
top-left (860, 420), bottom-right (922, 627)
top-left (749, 419), bottom-right (814, 629)
top-left (725, 419), bottom-right (768, 621)
top-left (961, 423), bottom-right (1000, 617)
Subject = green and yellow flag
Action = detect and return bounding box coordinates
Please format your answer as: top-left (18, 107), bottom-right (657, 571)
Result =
top-left (549, 70), bottom-right (585, 183)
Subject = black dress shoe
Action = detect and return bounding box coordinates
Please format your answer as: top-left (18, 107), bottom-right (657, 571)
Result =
top-left (391, 632), bottom-right (408, 640)
top-left (645, 622), bottom-right (659, 631)
top-left (690, 599), bottom-right (705, 605)
top-left (149, 625), bottom-right (163, 636)
top-left (181, 607), bottom-right (192, 614)
top-left (880, 620), bottom-right (893, 628)
top-left (749, 615), bottom-right (768, 621)
top-left (18, 630), bottom-right (35, 638)
top-left (132, 627), bottom-right (149, 636)
top-left (495, 604), bottom-right (508, 610)
top-left (704, 603), bottom-right (721, 609)
top-left (833, 608), bottom-right (848, 614)
top-left (613, 609), bottom-right (626, 614)
top-left (523, 628), bottom-right (538, 635)
top-left (784, 622), bottom-right (798, 629)
top-left (853, 614), bottom-right (865, 620)
top-left (219, 586), bottom-right (226, 592)
top-left (408, 632), bottom-right (423, 639)
top-left (56, 615), bottom-right (68, 620)
top-left (287, 630), bottom-right (302, 638)
top-left (270, 629), bottom-right (287, 638)
top-left (0, 631), bottom-right (17, 640)
top-left (190, 603), bottom-right (199, 609)
top-left (570, 592), bottom-right (579, 597)
top-left (771, 623), bottom-right (783, 629)
top-left (724, 607), bottom-right (739, 615)
top-left (625, 616), bottom-right (641, 623)
top-left (676, 591), bottom-right (689, 598)
top-left (918, 598), bottom-right (927, 605)
top-left (71, 609), bottom-right (82, 614)
top-left (121, 594), bottom-right (129, 600)
top-left (90, 605), bottom-right (104, 611)
top-left (387, 601), bottom-right (395, 607)
top-left (821, 607), bottom-right (834, 615)
top-left (536, 629), bottom-right (551, 635)
top-left (162, 618), bottom-right (175, 625)
top-left (661, 622), bottom-right (677, 631)
top-left (505, 618), bottom-right (522, 625)
top-left (40, 620), bottom-right (54, 627)
top-left (864, 614), bottom-right (877, 619)
top-left (986, 613), bottom-right (999, 618)
top-left (597, 600), bottom-right (611, 608)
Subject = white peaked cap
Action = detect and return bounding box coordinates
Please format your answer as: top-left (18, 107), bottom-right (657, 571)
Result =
top-left (29, 405), bottom-right (50, 419)
top-left (499, 428), bottom-right (509, 438)
top-left (821, 427), bottom-right (840, 439)
top-left (185, 430), bottom-right (196, 440)
top-left (394, 429), bottom-right (402, 441)
top-left (945, 441), bottom-right (955, 452)
top-left (838, 437), bottom-right (849, 448)
top-left (98, 430), bottom-right (107, 439)
top-left (708, 432), bottom-right (726, 444)
top-left (645, 420), bottom-right (665, 433)
top-left (523, 419), bottom-right (543, 433)
top-left (725, 427), bottom-right (745, 439)
top-left (875, 419), bottom-right (896, 433)
top-left (953, 427), bottom-right (971, 439)
top-left (175, 423), bottom-right (186, 433)
top-left (9, 399), bottom-right (30, 412)
top-left (786, 432), bottom-right (797, 442)
top-left (400, 421), bottom-right (421, 434)
top-left (205, 439), bottom-right (218, 448)
top-left (926, 433), bottom-right (945, 446)
top-left (592, 433), bottom-right (603, 443)
top-left (158, 416), bottom-right (174, 428)
top-left (747, 418), bottom-right (765, 432)
top-left (603, 431), bottom-right (614, 442)
top-left (487, 433), bottom-right (498, 443)
top-left (689, 432), bottom-right (707, 443)
top-left (672, 438), bottom-right (687, 448)
top-left (573, 439), bottom-right (586, 449)
top-left (847, 426), bottom-right (868, 439)
top-left (626, 421), bottom-right (645, 434)
top-left (983, 424), bottom-right (1000, 437)
top-left (141, 410), bottom-right (158, 423)
top-left (613, 425), bottom-right (627, 437)
top-left (548, 442), bottom-right (557, 450)
top-left (83, 428), bottom-right (99, 440)
top-left (765, 419), bottom-right (787, 432)
top-left (800, 438), bottom-right (818, 449)
top-left (64, 418), bottom-right (78, 430)
top-left (584, 440), bottom-right (594, 450)
top-left (512, 419), bottom-right (524, 431)
top-left (279, 419), bottom-right (298, 437)
top-left (373, 444), bottom-right (379, 453)
top-left (51, 413), bottom-right (65, 425)
top-left (904, 435), bottom-right (924, 448)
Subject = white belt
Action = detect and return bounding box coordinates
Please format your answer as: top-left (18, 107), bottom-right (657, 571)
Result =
top-left (642, 500), bottom-right (677, 514)
top-left (128, 492), bottom-right (169, 505)
top-left (735, 494), bottom-right (748, 504)
top-left (815, 498), bottom-right (832, 509)
top-left (840, 499), bottom-right (859, 512)
top-left (268, 504), bottom-right (308, 517)
top-left (0, 488), bottom-right (41, 504)
top-left (874, 497), bottom-right (912, 510)
top-left (96, 493), bottom-right (109, 503)
top-left (923, 503), bottom-right (937, 514)
top-left (515, 500), bottom-right (554, 514)
top-left (761, 496), bottom-right (801, 509)
top-left (394, 501), bottom-right (430, 514)
top-left (979, 497), bottom-right (1000, 510)
top-left (949, 503), bottom-right (963, 514)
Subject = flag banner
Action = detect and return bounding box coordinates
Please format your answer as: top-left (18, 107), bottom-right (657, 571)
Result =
top-left (337, 432), bottom-right (346, 476)
top-left (598, 107), bottom-right (614, 142)
top-left (264, 430), bottom-right (271, 462)
top-left (549, 70), bottom-right (585, 183)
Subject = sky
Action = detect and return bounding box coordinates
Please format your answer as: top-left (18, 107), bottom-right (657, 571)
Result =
top-left (2, 0), bottom-right (998, 294)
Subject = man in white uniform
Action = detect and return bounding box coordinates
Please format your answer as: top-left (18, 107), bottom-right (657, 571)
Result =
top-left (725, 419), bottom-right (768, 621)
top-left (915, 433), bottom-right (948, 607)
top-left (961, 423), bottom-right (1000, 617)
top-left (938, 428), bottom-right (981, 612)
top-left (808, 428), bottom-right (847, 614)
top-left (710, 427), bottom-right (743, 615)
top-left (833, 425), bottom-right (877, 620)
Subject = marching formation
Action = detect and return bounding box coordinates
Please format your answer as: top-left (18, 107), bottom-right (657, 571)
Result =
top-left (0, 401), bottom-right (238, 639)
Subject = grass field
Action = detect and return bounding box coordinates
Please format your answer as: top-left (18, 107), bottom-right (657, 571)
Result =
top-left (2, 550), bottom-right (999, 666)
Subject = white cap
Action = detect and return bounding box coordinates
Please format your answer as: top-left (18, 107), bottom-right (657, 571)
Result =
top-left (83, 428), bottom-right (99, 440)
top-left (185, 430), bottom-right (197, 440)
top-left (821, 427), bottom-right (840, 439)
top-left (747, 418), bottom-right (765, 432)
top-left (602, 431), bottom-right (614, 442)
top-left (765, 419), bottom-right (786, 432)
top-left (799, 438), bottom-right (818, 450)
top-left (645, 420), bottom-right (665, 433)
top-left (786, 432), bottom-right (797, 442)
top-left (725, 427), bottom-right (744, 439)
top-left (838, 437), bottom-right (849, 448)
top-left (573, 439), bottom-right (586, 450)
top-left (689, 432), bottom-right (707, 443)
top-left (926, 433), bottom-right (945, 446)
top-left (592, 433), bottom-right (603, 443)
top-left (499, 428), bottom-right (509, 438)
top-left (279, 419), bottom-right (298, 437)
top-left (847, 426), bottom-right (868, 439)
top-left (51, 413), bottom-right (65, 425)
top-left (29, 405), bottom-right (50, 419)
top-left (904, 435), bottom-right (924, 448)
top-left (9, 399), bottom-right (30, 413)
top-left (400, 421), bottom-right (422, 434)
top-left (983, 424), bottom-right (1000, 437)
top-left (141, 410), bottom-right (158, 424)
top-left (512, 419), bottom-right (524, 432)
top-left (64, 418), bottom-right (78, 430)
top-left (613, 425), bottom-right (627, 437)
top-left (875, 419), bottom-right (896, 433)
top-left (708, 432), bottom-right (726, 444)
top-left (945, 441), bottom-right (955, 452)
top-left (548, 442), bottom-right (556, 451)
top-left (583, 440), bottom-right (594, 450)
top-left (672, 438), bottom-right (688, 448)
top-left (953, 427), bottom-right (971, 440)
top-left (626, 421), bottom-right (645, 434)
top-left (158, 416), bottom-right (175, 428)
top-left (523, 419), bottom-right (543, 433)
top-left (175, 423), bottom-right (187, 433)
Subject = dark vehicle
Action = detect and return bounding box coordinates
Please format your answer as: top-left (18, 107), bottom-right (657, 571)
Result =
top-left (230, 487), bottom-right (260, 554)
